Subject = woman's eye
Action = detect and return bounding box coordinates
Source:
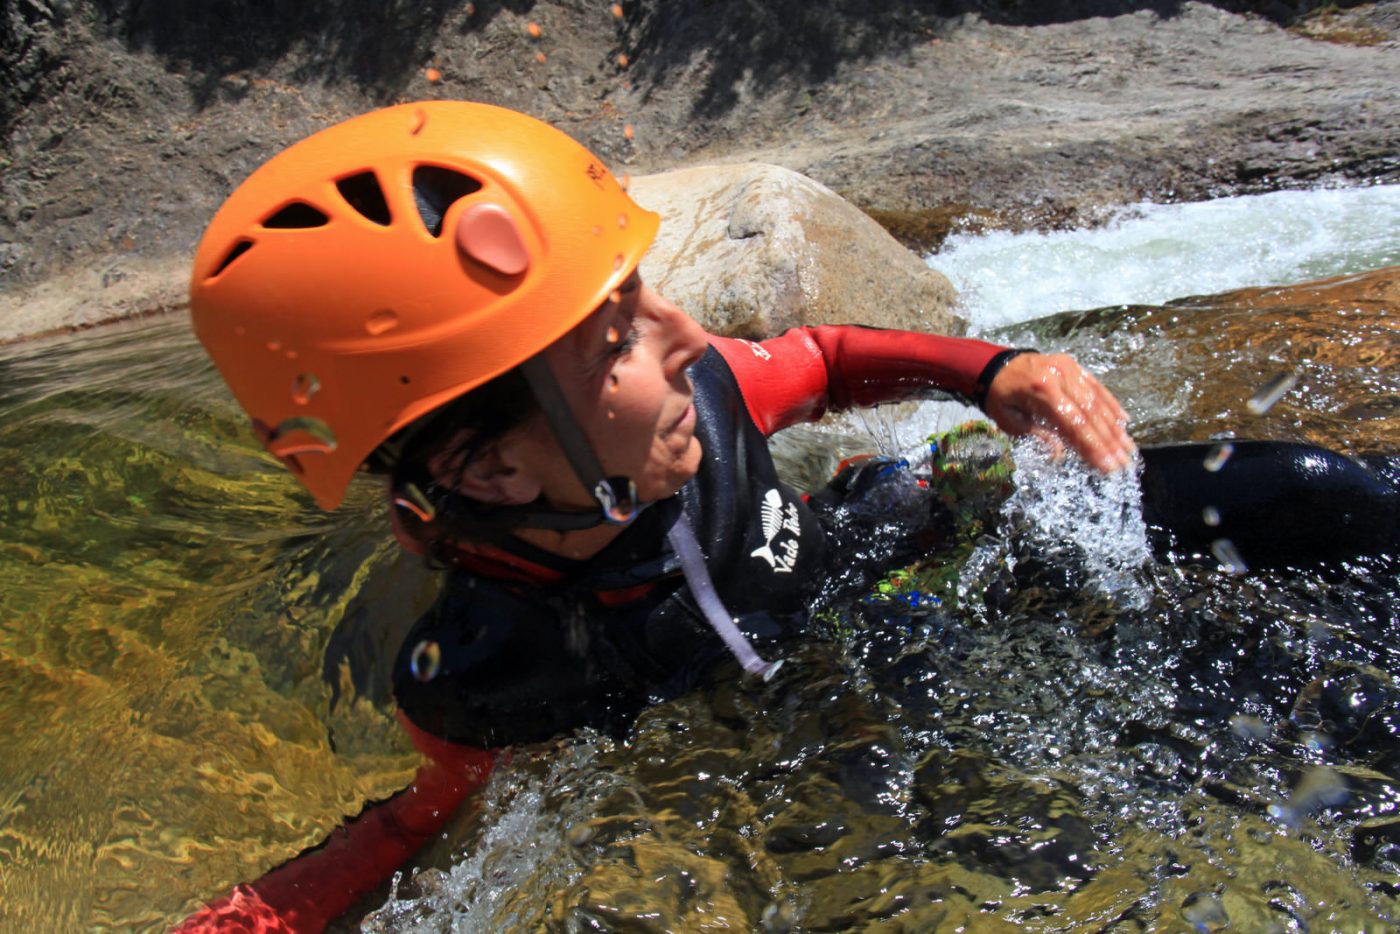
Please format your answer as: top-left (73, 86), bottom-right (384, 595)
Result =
top-left (611, 326), bottom-right (638, 356)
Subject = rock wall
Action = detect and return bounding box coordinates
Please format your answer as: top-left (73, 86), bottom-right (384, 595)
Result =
top-left (2, 0), bottom-right (1397, 339)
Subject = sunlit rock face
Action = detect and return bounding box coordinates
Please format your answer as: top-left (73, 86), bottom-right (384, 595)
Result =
top-left (1003, 265), bottom-right (1400, 452)
top-left (632, 163), bottom-right (963, 338)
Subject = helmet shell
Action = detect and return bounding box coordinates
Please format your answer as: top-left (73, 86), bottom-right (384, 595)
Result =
top-left (190, 101), bottom-right (659, 509)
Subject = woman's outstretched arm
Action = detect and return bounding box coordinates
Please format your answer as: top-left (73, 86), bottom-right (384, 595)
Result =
top-left (173, 713), bottom-right (494, 933)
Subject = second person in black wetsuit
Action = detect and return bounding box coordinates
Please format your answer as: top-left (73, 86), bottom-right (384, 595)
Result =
top-left (177, 101), bottom-right (1398, 932)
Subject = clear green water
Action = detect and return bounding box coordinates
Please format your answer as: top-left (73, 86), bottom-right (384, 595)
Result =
top-left (0, 270), bottom-right (1396, 930)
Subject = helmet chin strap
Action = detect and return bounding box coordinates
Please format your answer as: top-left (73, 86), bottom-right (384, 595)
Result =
top-left (516, 354), bottom-right (646, 528)
top-left (388, 354), bottom-right (646, 535)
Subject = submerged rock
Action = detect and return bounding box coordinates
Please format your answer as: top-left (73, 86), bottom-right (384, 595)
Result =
top-left (1003, 265), bottom-right (1400, 452)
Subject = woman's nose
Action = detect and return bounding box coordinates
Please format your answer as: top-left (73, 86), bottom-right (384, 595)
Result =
top-left (647, 288), bottom-right (709, 378)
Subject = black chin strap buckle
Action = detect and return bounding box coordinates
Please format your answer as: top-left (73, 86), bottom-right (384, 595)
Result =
top-left (594, 476), bottom-right (639, 525)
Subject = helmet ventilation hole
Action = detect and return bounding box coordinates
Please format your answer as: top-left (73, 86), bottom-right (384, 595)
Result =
top-left (413, 166), bottom-right (483, 237)
top-left (336, 172), bottom-right (393, 226)
top-left (262, 202), bottom-right (329, 229)
top-left (209, 239), bottom-right (254, 279)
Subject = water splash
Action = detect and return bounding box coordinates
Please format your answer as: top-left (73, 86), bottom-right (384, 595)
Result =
top-left (992, 437), bottom-right (1153, 606)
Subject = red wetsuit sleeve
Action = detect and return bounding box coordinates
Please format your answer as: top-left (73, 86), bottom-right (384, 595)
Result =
top-left (174, 713), bottom-right (494, 933)
top-left (708, 326), bottom-right (1010, 436)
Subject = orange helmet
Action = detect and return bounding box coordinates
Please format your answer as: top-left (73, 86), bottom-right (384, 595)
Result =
top-left (190, 101), bottom-right (659, 509)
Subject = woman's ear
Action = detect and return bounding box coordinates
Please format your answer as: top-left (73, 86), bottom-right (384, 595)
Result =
top-left (433, 439), bottom-right (543, 505)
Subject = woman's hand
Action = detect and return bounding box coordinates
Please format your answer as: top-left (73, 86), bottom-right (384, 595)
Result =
top-left (983, 351), bottom-right (1136, 472)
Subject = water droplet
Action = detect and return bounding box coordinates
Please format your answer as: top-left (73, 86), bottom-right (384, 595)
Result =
top-left (1246, 371), bottom-right (1298, 415)
top-left (606, 408), bottom-right (616, 420)
top-left (609, 289), bottom-right (622, 305)
top-left (291, 373), bottom-right (320, 405)
top-left (605, 325), bottom-right (620, 344)
top-left (410, 640), bottom-right (441, 682)
top-left (592, 225), bottom-right (603, 236)
top-left (424, 67), bottom-right (441, 83)
top-left (1203, 442), bottom-right (1234, 472)
top-left (535, 51), bottom-right (547, 63)
top-left (266, 339), bottom-right (282, 352)
top-left (365, 309), bottom-right (399, 335)
top-left (1211, 538), bottom-right (1247, 574)
top-left (608, 374), bottom-right (620, 394)
top-left (617, 53), bottom-right (629, 69)
top-left (620, 173), bottom-right (631, 191)
top-left (1181, 892), bottom-right (1229, 932)
top-left (526, 21), bottom-right (542, 38)
top-left (283, 349), bottom-right (298, 360)
top-left (617, 212), bottom-right (628, 229)
top-left (1202, 505), bottom-right (1221, 527)
top-left (610, 3), bottom-right (623, 19)
top-left (623, 123), bottom-right (634, 141)
top-left (1268, 766), bottom-right (1348, 829)
top-left (1229, 713), bottom-right (1268, 740)
top-left (613, 253), bottom-right (624, 271)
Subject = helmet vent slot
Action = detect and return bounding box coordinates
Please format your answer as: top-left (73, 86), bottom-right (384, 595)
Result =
top-left (413, 166), bottom-right (482, 237)
top-left (336, 172), bottom-right (393, 226)
top-left (209, 239), bottom-right (254, 279)
top-left (262, 201), bottom-right (329, 229)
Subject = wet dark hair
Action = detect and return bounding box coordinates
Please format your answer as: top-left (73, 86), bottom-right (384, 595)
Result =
top-left (397, 367), bottom-right (536, 485)
top-left (368, 366), bottom-right (541, 560)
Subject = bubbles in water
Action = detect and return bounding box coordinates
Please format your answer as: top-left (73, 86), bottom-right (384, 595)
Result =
top-left (410, 640), bottom-right (441, 682)
top-left (1210, 538), bottom-right (1248, 574)
top-left (291, 372), bottom-right (320, 405)
top-left (1203, 442), bottom-right (1234, 473)
top-left (366, 309), bottom-right (399, 335)
top-left (1246, 371), bottom-right (1298, 415)
top-left (1202, 505), bottom-right (1222, 527)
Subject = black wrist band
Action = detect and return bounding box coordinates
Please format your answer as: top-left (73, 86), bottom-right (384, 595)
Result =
top-left (973, 348), bottom-right (1036, 408)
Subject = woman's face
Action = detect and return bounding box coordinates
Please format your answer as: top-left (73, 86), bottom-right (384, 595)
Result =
top-left (489, 273), bottom-right (711, 510)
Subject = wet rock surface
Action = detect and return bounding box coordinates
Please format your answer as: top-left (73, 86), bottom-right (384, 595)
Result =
top-left (633, 163), bottom-right (963, 336)
top-left (1, 1), bottom-right (1398, 338)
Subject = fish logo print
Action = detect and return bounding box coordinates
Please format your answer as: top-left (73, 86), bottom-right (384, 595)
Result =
top-left (750, 488), bottom-right (803, 573)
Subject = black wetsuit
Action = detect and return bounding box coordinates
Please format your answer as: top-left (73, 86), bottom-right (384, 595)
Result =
top-left (392, 328), bottom-right (1400, 750)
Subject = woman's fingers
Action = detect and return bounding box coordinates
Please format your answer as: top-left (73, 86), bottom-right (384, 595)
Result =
top-left (984, 352), bottom-right (1136, 472)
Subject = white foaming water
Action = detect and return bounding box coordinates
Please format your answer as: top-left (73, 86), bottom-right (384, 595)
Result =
top-left (984, 438), bottom-right (1153, 607)
top-left (932, 184), bottom-right (1400, 331)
